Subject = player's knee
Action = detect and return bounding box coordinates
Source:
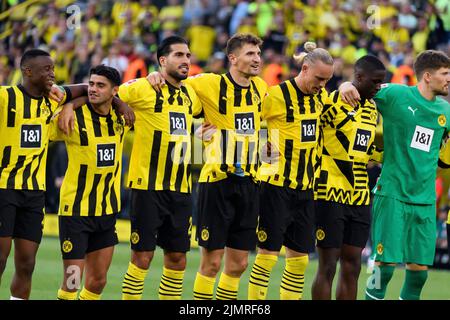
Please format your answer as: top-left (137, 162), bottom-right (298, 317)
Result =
top-left (86, 276), bottom-right (107, 292)
top-left (165, 253), bottom-right (186, 270)
top-left (227, 259), bottom-right (248, 277)
top-left (200, 259), bottom-right (222, 277)
top-left (340, 258), bottom-right (361, 278)
top-left (15, 256), bottom-right (36, 276)
top-left (320, 261), bottom-right (338, 281)
top-left (132, 252), bottom-right (154, 270)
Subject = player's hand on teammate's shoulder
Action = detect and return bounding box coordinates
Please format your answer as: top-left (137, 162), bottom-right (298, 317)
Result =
top-left (146, 71), bottom-right (165, 92)
top-left (48, 84), bottom-right (65, 104)
top-left (58, 102), bottom-right (75, 135)
top-left (195, 122), bottom-right (217, 142)
top-left (112, 97), bottom-right (135, 127)
top-left (339, 81), bottom-right (360, 107)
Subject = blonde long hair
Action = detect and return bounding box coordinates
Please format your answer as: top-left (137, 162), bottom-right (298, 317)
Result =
top-left (293, 42), bottom-right (333, 67)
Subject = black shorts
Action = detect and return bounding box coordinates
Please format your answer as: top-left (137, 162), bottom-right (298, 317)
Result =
top-left (59, 214), bottom-right (118, 260)
top-left (315, 200), bottom-right (370, 249)
top-left (257, 182), bottom-right (315, 253)
top-left (130, 189), bottom-right (192, 252)
top-left (0, 189), bottom-right (45, 243)
top-left (196, 176), bottom-right (259, 251)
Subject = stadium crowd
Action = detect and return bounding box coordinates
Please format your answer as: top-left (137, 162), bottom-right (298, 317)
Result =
top-left (1, 0), bottom-right (450, 252)
top-left (0, 0), bottom-right (449, 300)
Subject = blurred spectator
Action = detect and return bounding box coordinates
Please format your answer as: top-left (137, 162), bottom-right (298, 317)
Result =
top-left (391, 54), bottom-right (417, 86)
top-left (229, 0), bottom-right (249, 35)
top-left (185, 16), bottom-right (216, 65)
top-left (262, 49), bottom-right (283, 86)
top-left (247, 0), bottom-right (277, 37)
top-left (101, 40), bottom-right (129, 79)
top-left (159, 0), bottom-right (184, 32)
top-left (123, 44), bottom-right (149, 82)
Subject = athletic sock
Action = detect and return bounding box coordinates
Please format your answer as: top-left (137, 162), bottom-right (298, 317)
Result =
top-left (122, 262), bottom-right (148, 300)
top-left (365, 265), bottom-right (395, 300)
top-left (216, 272), bottom-right (240, 300)
top-left (193, 272), bottom-right (216, 300)
top-left (399, 269), bottom-right (428, 300)
top-left (158, 267), bottom-right (184, 300)
top-left (248, 254), bottom-right (278, 300)
top-left (280, 255), bottom-right (308, 300)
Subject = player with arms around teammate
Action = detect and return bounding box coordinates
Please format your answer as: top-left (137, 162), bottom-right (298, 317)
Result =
top-left (247, 42), bottom-right (333, 300)
top-left (0, 49), bottom-right (88, 300)
top-left (119, 36), bottom-right (202, 300)
top-left (148, 33), bottom-right (267, 300)
top-left (311, 55), bottom-right (385, 300)
top-left (341, 50), bottom-right (450, 300)
top-left (53, 65), bottom-right (129, 300)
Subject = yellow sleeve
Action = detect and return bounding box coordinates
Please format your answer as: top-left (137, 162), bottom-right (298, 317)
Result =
top-left (190, 89), bottom-right (203, 117)
top-left (320, 90), bottom-right (336, 123)
top-left (262, 86), bottom-right (283, 121)
top-left (118, 78), bottom-right (140, 104)
top-left (184, 73), bottom-right (217, 93)
top-left (369, 145), bottom-right (383, 163)
top-left (48, 116), bottom-right (66, 142)
top-left (439, 136), bottom-right (450, 168)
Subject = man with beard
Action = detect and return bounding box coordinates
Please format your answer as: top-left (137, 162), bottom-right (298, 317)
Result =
top-left (119, 36), bottom-right (202, 300)
top-left (341, 50), bottom-right (450, 300)
top-left (148, 33), bottom-right (268, 300)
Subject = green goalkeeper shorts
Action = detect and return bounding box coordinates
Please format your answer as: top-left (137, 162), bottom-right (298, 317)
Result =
top-left (371, 194), bottom-right (436, 266)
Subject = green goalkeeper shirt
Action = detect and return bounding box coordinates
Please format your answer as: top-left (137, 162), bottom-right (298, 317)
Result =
top-left (373, 83), bottom-right (450, 205)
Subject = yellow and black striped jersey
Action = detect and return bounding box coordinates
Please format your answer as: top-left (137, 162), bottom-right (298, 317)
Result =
top-left (118, 78), bottom-right (202, 193)
top-left (0, 85), bottom-right (64, 191)
top-left (51, 103), bottom-right (129, 216)
top-left (257, 79), bottom-right (327, 190)
top-left (315, 91), bottom-right (381, 205)
top-left (185, 73), bottom-right (268, 183)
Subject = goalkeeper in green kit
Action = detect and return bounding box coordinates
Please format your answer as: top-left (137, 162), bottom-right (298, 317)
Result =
top-left (340, 50), bottom-right (450, 300)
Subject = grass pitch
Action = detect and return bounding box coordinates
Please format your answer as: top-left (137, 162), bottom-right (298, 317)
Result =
top-left (1, 237), bottom-right (449, 300)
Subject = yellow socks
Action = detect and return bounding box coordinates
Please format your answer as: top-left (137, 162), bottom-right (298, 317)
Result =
top-left (159, 267), bottom-right (184, 300)
top-left (216, 272), bottom-right (240, 300)
top-left (57, 288), bottom-right (78, 300)
top-left (248, 254), bottom-right (278, 300)
top-left (122, 262), bottom-right (148, 300)
top-left (280, 255), bottom-right (309, 300)
top-left (79, 287), bottom-right (101, 300)
top-left (193, 272), bottom-right (216, 300)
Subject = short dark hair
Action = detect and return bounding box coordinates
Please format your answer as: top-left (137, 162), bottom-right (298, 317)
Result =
top-left (89, 65), bottom-right (121, 86)
top-left (414, 50), bottom-right (450, 80)
top-left (354, 55), bottom-right (386, 73)
top-left (156, 36), bottom-right (189, 65)
top-left (20, 49), bottom-right (50, 68)
top-left (226, 33), bottom-right (263, 56)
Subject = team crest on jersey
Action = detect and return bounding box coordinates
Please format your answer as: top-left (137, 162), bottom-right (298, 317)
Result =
top-left (62, 240), bottom-right (73, 253)
top-left (131, 232), bottom-right (140, 244)
top-left (438, 115), bottom-right (446, 127)
top-left (316, 229), bottom-right (325, 241)
top-left (376, 243), bottom-right (384, 255)
top-left (181, 93), bottom-right (191, 106)
top-left (257, 230), bottom-right (267, 242)
top-left (316, 103), bottom-right (323, 112)
top-left (114, 119), bottom-right (125, 135)
top-left (41, 105), bottom-right (51, 117)
top-left (370, 111), bottom-right (377, 122)
top-left (252, 93), bottom-right (261, 105)
top-left (201, 228), bottom-right (209, 241)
